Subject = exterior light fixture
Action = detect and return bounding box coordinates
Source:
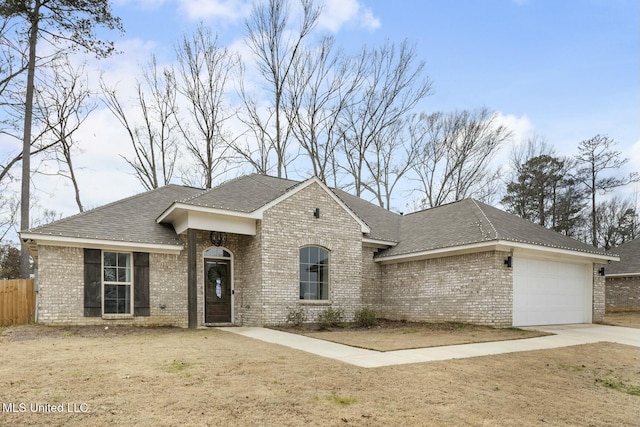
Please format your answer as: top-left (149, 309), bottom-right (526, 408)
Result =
top-left (598, 267), bottom-right (605, 276)
top-left (210, 231), bottom-right (228, 247)
top-left (504, 256), bottom-right (512, 268)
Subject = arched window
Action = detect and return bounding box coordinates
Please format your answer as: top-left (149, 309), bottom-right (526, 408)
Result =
top-left (299, 246), bottom-right (329, 300)
top-left (203, 247), bottom-right (231, 259)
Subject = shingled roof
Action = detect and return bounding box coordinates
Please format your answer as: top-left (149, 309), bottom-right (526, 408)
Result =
top-left (375, 199), bottom-right (611, 259)
top-left (607, 238), bottom-right (640, 275)
top-left (177, 174), bottom-right (300, 213)
top-left (24, 185), bottom-right (202, 247)
top-left (23, 174), bottom-right (612, 261)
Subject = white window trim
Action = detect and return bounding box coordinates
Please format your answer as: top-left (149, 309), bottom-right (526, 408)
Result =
top-left (102, 250), bottom-right (134, 317)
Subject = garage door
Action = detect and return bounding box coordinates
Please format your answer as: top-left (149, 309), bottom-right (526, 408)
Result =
top-left (513, 257), bottom-right (592, 326)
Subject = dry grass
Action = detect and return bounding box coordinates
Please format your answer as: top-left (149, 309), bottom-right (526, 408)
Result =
top-left (286, 321), bottom-right (549, 351)
top-left (0, 325), bottom-right (638, 426)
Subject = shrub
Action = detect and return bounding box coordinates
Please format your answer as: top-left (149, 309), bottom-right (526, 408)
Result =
top-left (285, 307), bottom-right (307, 327)
top-left (317, 307), bottom-right (344, 330)
top-left (354, 306), bottom-right (379, 327)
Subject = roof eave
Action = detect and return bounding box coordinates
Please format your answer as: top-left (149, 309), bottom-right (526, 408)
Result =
top-left (156, 202), bottom-right (261, 224)
top-left (19, 232), bottom-right (184, 255)
top-left (362, 237), bottom-right (397, 248)
top-left (375, 239), bottom-right (619, 264)
top-left (605, 272), bottom-right (640, 278)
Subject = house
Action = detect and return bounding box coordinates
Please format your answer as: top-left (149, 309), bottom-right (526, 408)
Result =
top-left (605, 238), bottom-right (640, 312)
top-left (20, 174), bottom-right (618, 328)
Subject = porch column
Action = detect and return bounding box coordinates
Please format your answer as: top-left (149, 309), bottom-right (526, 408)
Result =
top-left (187, 228), bottom-right (197, 329)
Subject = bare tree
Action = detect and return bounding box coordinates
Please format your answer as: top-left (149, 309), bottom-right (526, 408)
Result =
top-left (285, 36), bottom-right (362, 185)
top-left (0, 188), bottom-right (18, 243)
top-left (101, 55), bottom-right (178, 191)
top-left (361, 116), bottom-right (421, 210)
top-left (0, 0), bottom-right (122, 277)
top-left (411, 108), bottom-right (511, 208)
top-left (339, 40), bottom-right (432, 199)
top-left (34, 57), bottom-right (96, 212)
top-left (0, 18), bottom-right (28, 113)
top-left (175, 24), bottom-right (239, 189)
top-left (596, 196), bottom-right (639, 250)
top-left (575, 134), bottom-right (640, 247)
top-left (239, 0), bottom-right (321, 178)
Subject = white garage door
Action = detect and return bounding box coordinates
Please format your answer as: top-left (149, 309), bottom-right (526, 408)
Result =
top-left (513, 257), bottom-right (592, 326)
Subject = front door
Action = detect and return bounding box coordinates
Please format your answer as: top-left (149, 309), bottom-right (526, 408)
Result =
top-left (204, 259), bottom-right (231, 323)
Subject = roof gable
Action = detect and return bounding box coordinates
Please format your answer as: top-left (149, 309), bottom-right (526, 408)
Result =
top-left (156, 175), bottom-right (370, 235)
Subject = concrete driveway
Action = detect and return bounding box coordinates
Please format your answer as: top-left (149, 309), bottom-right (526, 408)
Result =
top-left (218, 324), bottom-right (640, 368)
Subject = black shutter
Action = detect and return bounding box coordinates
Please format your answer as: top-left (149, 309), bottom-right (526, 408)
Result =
top-left (134, 252), bottom-right (150, 316)
top-left (84, 249), bottom-right (102, 317)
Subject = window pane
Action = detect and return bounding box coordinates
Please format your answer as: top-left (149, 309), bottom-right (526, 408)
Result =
top-left (299, 265), bottom-right (309, 282)
top-left (319, 249), bottom-right (329, 265)
top-left (104, 284), bottom-right (130, 314)
top-left (204, 247), bottom-right (222, 257)
top-left (300, 282), bottom-right (307, 299)
top-left (104, 267), bottom-right (116, 282)
top-left (104, 299), bottom-right (116, 313)
top-left (300, 247), bottom-right (310, 264)
top-left (118, 253), bottom-right (130, 268)
top-left (319, 282), bottom-right (328, 300)
top-left (104, 252), bottom-right (116, 266)
top-left (309, 246), bottom-right (318, 263)
top-left (124, 286), bottom-right (131, 313)
top-left (318, 264), bottom-right (328, 284)
top-left (104, 284), bottom-right (117, 299)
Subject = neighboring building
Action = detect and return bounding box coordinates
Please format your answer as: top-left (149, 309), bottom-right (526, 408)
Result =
top-left (20, 174), bottom-right (617, 328)
top-left (605, 238), bottom-right (640, 312)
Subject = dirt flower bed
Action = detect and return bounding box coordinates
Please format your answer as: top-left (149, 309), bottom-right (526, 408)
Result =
top-left (0, 325), bottom-right (638, 426)
top-left (274, 320), bottom-right (550, 351)
top-left (604, 311), bottom-right (640, 329)
top-left (0, 324), bottom-right (184, 342)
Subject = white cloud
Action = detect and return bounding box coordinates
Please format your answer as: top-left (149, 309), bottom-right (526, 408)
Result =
top-left (493, 111), bottom-right (533, 146)
top-left (176, 0), bottom-right (252, 21)
top-left (317, 0), bottom-right (380, 32)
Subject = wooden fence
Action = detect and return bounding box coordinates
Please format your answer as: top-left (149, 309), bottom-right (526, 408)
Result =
top-left (0, 279), bottom-right (35, 326)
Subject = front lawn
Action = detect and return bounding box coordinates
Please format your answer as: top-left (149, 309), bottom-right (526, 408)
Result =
top-left (0, 325), bottom-right (638, 426)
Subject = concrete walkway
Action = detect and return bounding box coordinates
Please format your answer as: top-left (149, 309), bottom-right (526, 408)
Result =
top-left (217, 324), bottom-right (640, 368)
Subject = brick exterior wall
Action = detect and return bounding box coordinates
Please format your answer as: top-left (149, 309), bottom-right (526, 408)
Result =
top-left (34, 183), bottom-right (606, 328)
top-left (259, 182), bottom-right (363, 325)
top-left (605, 276), bottom-right (640, 312)
top-left (36, 245), bottom-right (188, 326)
top-left (367, 251), bottom-right (513, 327)
top-left (361, 245), bottom-right (382, 307)
top-left (35, 182), bottom-right (363, 327)
top-left (592, 263), bottom-right (606, 322)
top-left (37, 246), bottom-right (84, 324)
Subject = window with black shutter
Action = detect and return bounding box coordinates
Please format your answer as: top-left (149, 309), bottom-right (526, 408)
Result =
top-left (134, 252), bottom-right (150, 316)
top-left (83, 249), bottom-right (102, 317)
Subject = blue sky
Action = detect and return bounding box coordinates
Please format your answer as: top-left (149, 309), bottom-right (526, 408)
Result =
top-left (2, 0), bottom-right (639, 224)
